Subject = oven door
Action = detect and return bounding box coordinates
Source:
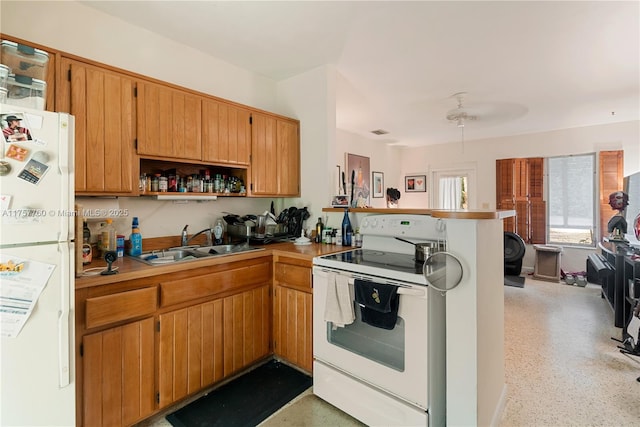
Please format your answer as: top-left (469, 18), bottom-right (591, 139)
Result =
top-left (312, 266), bottom-right (429, 409)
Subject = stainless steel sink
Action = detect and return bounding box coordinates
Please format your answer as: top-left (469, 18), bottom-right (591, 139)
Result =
top-left (129, 243), bottom-right (264, 266)
top-left (192, 243), bottom-right (265, 256)
top-left (130, 248), bottom-right (211, 265)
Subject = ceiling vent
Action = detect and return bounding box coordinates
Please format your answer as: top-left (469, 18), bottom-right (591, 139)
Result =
top-left (370, 129), bottom-right (389, 136)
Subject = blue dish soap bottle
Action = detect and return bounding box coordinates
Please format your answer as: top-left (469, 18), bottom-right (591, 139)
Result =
top-left (341, 209), bottom-right (352, 246)
top-left (128, 217), bottom-right (143, 256)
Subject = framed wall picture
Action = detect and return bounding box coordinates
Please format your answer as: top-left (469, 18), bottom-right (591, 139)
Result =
top-left (405, 175), bottom-right (426, 192)
top-left (372, 171), bottom-right (384, 198)
top-left (346, 153), bottom-right (371, 207)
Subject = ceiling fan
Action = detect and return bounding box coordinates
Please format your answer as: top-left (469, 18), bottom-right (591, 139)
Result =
top-left (446, 92), bottom-right (477, 128)
top-left (445, 92), bottom-right (529, 128)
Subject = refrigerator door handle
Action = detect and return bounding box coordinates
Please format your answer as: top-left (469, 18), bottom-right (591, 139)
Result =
top-left (58, 114), bottom-right (72, 241)
top-left (57, 242), bottom-right (71, 388)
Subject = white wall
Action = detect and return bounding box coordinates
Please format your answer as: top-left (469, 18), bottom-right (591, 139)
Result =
top-left (276, 65), bottom-right (337, 223)
top-left (336, 129), bottom-right (402, 209)
top-left (400, 120), bottom-right (639, 209)
top-left (400, 120), bottom-right (640, 272)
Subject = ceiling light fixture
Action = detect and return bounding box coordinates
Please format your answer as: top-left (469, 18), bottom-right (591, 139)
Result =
top-left (446, 92), bottom-right (477, 128)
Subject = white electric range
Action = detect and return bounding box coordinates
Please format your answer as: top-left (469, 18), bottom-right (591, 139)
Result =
top-left (312, 214), bottom-right (448, 427)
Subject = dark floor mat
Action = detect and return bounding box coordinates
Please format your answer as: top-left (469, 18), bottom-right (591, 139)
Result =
top-left (166, 360), bottom-right (312, 427)
top-left (505, 275), bottom-right (525, 288)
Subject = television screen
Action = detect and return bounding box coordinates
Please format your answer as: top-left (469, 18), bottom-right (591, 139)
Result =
top-left (623, 170), bottom-right (640, 246)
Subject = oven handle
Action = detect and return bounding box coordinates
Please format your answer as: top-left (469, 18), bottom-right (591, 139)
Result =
top-left (346, 277), bottom-right (426, 296)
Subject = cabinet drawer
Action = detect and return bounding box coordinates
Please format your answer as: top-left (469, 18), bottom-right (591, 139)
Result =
top-left (275, 262), bottom-right (311, 291)
top-left (85, 287), bottom-right (158, 329)
top-left (160, 261), bottom-right (270, 307)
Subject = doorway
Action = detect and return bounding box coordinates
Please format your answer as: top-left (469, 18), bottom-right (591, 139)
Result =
top-left (431, 165), bottom-right (476, 209)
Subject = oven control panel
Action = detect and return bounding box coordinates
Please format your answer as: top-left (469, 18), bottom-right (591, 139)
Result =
top-left (360, 214), bottom-right (444, 239)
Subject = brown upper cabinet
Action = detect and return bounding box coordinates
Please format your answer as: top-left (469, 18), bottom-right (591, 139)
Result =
top-left (202, 99), bottom-right (251, 166)
top-left (250, 112), bottom-right (300, 197)
top-left (5, 34), bottom-right (301, 197)
top-left (58, 58), bottom-right (137, 195)
top-left (136, 81), bottom-right (202, 161)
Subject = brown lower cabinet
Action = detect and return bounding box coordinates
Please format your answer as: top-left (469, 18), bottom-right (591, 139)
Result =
top-left (76, 257), bottom-right (273, 427)
top-left (158, 285), bottom-right (270, 409)
top-left (272, 255), bottom-right (313, 373)
top-left (83, 318), bottom-right (155, 426)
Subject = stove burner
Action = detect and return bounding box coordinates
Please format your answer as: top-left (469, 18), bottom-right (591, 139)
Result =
top-left (362, 250), bottom-right (384, 256)
top-left (321, 249), bottom-right (423, 275)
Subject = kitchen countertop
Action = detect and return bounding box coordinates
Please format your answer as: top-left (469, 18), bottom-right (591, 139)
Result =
top-left (322, 207), bottom-right (516, 219)
top-left (76, 242), bottom-right (351, 289)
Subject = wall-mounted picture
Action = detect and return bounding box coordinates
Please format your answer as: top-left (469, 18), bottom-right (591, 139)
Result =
top-left (346, 153), bottom-right (371, 207)
top-left (405, 175), bottom-right (426, 192)
top-left (372, 171), bottom-right (384, 198)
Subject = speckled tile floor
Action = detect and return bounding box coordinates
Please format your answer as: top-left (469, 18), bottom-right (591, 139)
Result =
top-left (146, 277), bottom-right (639, 426)
top-left (499, 277), bottom-right (639, 426)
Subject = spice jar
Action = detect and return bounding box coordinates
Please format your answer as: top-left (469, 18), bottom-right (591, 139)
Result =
top-left (159, 176), bottom-right (168, 192)
top-left (151, 174), bottom-right (159, 192)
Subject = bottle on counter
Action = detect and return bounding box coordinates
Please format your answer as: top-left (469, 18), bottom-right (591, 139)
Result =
top-left (116, 235), bottom-right (125, 257)
top-left (213, 219), bottom-right (224, 245)
top-left (82, 221), bottom-right (92, 264)
top-left (315, 217), bottom-right (323, 243)
top-left (342, 209), bottom-right (352, 246)
top-left (100, 218), bottom-right (117, 258)
top-left (128, 217), bottom-right (143, 256)
top-left (354, 227), bottom-right (362, 248)
top-left (323, 227), bottom-right (332, 244)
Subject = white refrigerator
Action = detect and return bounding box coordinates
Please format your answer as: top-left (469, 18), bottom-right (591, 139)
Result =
top-left (0, 104), bottom-right (75, 426)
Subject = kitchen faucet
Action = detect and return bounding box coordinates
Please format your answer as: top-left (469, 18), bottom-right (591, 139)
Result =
top-left (181, 225), bottom-right (213, 247)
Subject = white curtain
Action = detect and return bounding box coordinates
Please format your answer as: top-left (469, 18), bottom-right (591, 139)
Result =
top-left (439, 177), bottom-right (462, 209)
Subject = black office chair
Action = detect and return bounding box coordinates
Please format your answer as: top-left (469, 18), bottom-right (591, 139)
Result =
top-left (504, 232), bottom-right (526, 276)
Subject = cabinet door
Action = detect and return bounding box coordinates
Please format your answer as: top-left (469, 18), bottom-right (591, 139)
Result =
top-left (277, 119), bottom-right (300, 196)
top-left (250, 113), bottom-right (300, 196)
top-left (60, 58), bottom-right (136, 194)
top-left (250, 112), bottom-right (278, 195)
top-left (273, 285), bottom-right (312, 372)
top-left (137, 81), bottom-right (202, 160)
top-left (273, 260), bottom-right (312, 372)
top-left (202, 99), bottom-right (251, 165)
top-left (82, 318), bottom-right (155, 427)
top-left (223, 285), bottom-right (271, 376)
top-left (158, 299), bottom-right (224, 408)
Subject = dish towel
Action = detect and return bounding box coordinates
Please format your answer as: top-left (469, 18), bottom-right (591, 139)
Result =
top-left (354, 279), bottom-right (399, 330)
top-left (324, 272), bottom-right (355, 328)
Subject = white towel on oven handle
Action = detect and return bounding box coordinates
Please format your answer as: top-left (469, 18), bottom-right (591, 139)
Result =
top-left (324, 272), bottom-right (355, 328)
